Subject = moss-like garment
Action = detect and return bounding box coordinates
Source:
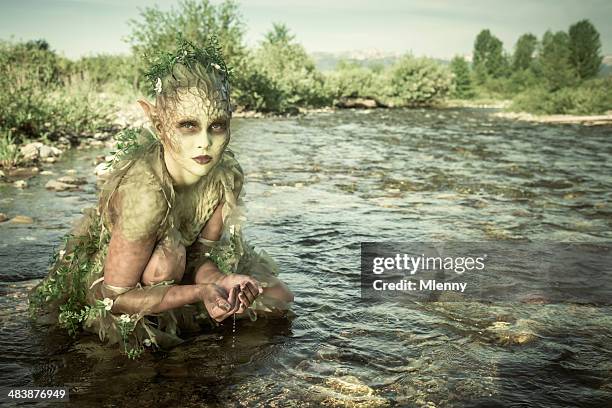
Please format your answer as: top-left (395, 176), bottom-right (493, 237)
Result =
top-left (28, 127), bottom-right (289, 359)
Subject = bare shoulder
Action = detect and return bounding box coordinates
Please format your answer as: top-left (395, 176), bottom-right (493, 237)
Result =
top-left (110, 158), bottom-right (170, 241)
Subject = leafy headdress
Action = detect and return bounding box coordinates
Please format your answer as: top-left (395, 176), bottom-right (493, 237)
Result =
top-left (109, 34), bottom-right (234, 167)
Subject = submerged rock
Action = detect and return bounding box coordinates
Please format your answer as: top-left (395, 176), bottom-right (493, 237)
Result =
top-left (485, 320), bottom-right (537, 346)
top-left (13, 180), bottom-right (28, 189)
top-left (11, 215), bottom-right (34, 224)
top-left (57, 175), bottom-right (87, 185)
top-left (45, 180), bottom-right (80, 192)
top-left (309, 375), bottom-right (389, 407)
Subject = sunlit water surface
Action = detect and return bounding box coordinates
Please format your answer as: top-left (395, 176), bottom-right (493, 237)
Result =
top-left (1, 108), bottom-right (611, 407)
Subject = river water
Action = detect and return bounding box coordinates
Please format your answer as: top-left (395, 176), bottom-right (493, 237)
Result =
top-left (1, 108), bottom-right (611, 407)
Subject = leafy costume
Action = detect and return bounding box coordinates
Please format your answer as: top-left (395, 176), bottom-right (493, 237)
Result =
top-left (28, 127), bottom-right (290, 358)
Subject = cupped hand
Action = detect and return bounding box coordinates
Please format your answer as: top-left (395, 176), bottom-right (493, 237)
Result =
top-left (199, 283), bottom-right (242, 322)
top-left (218, 274), bottom-right (263, 313)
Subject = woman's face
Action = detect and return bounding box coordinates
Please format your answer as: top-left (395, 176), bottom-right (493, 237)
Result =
top-left (158, 87), bottom-right (230, 179)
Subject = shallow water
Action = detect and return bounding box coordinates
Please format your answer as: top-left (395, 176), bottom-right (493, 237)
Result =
top-left (1, 108), bottom-right (611, 407)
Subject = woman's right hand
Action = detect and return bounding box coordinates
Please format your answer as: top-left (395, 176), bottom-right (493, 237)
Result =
top-left (198, 283), bottom-right (242, 322)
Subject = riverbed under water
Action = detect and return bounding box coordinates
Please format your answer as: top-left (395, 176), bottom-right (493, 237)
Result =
top-left (1, 108), bottom-right (611, 407)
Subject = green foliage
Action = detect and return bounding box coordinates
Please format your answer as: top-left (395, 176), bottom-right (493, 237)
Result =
top-left (384, 55), bottom-right (454, 106)
top-left (234, 23), bottom-right (330, 112)
top-left (568, 19), bottom-right (603, 80)
top-left (69, 54), bottom-right (142, 92)
top-left (0, 39), bottom-right (114, 143)
top-left (539, 30), bottom-right (579, 91)
top-left (126, 0), bottom-right (246, 94)
top-left (473, 29), bottom-right (509, 80)
top-left (512, 33), bottom-right (537, 71)
top-left (105, 128), bottom-right (155, 170)
top-left (0, 130), bottom-right (23, 168)
top-left (323, 60), bottom-right (381, 100)
top-left (450, 56), bottom-right (474, 99)
top-left (143, 34), bottom-right (231, 96)
top-left (511, 77), bottom-right (612, 115)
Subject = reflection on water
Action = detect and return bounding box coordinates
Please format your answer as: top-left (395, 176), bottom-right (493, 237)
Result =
top-left (1, 108), bottom-right (611, 406)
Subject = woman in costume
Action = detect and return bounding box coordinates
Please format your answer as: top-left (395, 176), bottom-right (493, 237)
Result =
top-left (28, 38), bottom-right (294, 359)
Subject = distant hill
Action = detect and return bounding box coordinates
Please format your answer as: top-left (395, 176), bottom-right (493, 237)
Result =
top-left (310, 50), bottom-right (402, 72)
top-left (311, 50), bottom-right (612, 76)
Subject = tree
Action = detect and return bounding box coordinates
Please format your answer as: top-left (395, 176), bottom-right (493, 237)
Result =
top-left (263, 22), bottom-right (296, 45)
top-left (539, 30), bottom-right (578, 91)
top-left (473, 29), bottom-right (508, 80)
top-left (126, 0), bottom-right (247, 91)
top-left (568, 19), bottom-right (603, 80)
top-left (234, 23), bottom-right (329, 112)
top-left (450, 55), bottom-right (474, 98)
top-left (386, 55), bottom-right (454, 106)
top-left (512, 33), bottom-right (537, 71)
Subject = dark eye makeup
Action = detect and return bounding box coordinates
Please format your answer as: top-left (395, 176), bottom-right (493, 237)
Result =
top-left (178, 120), bottom-right (199, 130)
top-left (176, 118), bottom-right (228, 133)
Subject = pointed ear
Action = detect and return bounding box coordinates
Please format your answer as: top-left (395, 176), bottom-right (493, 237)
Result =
top-left (137, 98), bottom-right (156, 120)
top-left (137, 99), bottom-right (163, 134)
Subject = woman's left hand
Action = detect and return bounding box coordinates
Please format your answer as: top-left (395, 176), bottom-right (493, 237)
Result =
top-left (218, 274), bottom-right (262, 313)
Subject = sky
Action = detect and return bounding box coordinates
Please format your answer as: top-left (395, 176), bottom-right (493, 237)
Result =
top-left (0, 0), bottom-right (610, 60)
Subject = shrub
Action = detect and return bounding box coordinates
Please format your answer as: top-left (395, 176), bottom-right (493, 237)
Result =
top-left (383, 55), bottom-right (454, 106)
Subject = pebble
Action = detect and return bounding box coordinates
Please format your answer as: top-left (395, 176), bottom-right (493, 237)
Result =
top-left (45, 180), bottom-right (80, 192)
top-left (43, 157), bottom-right (57, 163)
top-left (40, 170), bottom-right (54, 175)
top-left (11, 215), bottom-right (34, 224)
top-left (0, 213), bottom-right (8, 222)
top-left (57, 175), bottom-right (87, 185)
top-left (13, 180), bottom-right (28, 189)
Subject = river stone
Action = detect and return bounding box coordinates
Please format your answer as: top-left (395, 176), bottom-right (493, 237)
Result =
top-left (13, 180), bottom-right (28, 189)
top-left (45, 180), bottom-right (80, 191)
top-left (43, 157), bottom-right (57, 163)
top-left (39, 145), bottom-right (55, 158)
top-left (11, 215), bottom-right (34, 224)
top-left (40, 170), bottom-right (54, 175)
top-left (20, 142), bottom-right (42, 161)
top-left (0, 169), bottom-right (5, 179)
top-left (57, 175), bottom-right (87, 185)
top-left (0, 213), bottom-right (8, 222)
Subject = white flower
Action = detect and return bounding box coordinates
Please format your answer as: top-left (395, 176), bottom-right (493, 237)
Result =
top-left (119, 314), bottom-right (131, 323)
top-left (102, 297), bottom-right (113, 311)
top-left (154, 77), bottom-right (162, 94)
top-left (211, 63), bottom-right (221, 70)
top-left (204, 252), bottom-right (211, 257)
top-left (143, 339), bottom-right (152, 347)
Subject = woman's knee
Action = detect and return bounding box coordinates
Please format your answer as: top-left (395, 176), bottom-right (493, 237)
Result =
top-left (141, 243), bottom-right (186, 285)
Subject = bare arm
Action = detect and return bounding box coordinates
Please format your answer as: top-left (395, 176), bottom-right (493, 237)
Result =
top-left (101, 189), bottom-right (239, 320)
top-left (103, 225), bottom-right (205, 314)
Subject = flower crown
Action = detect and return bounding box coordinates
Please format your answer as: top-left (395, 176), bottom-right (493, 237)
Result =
top-left (143, 33), bottom-right (232, 96)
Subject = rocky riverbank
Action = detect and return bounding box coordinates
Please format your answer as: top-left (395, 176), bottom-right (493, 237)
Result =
top-left (493, 111), bottom-right (612, 126)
